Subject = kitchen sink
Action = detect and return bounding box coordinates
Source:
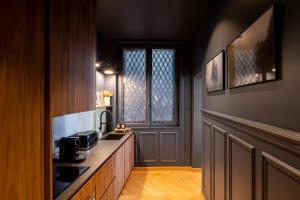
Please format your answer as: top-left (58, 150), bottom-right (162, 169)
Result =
top-left (100, 133), bottom-right (126, 140)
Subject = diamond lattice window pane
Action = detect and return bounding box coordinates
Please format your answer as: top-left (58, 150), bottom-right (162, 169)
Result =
top-left (151, 49), bottom-right (175, 123)
top-left (123, 49), bottom-right (146, 123)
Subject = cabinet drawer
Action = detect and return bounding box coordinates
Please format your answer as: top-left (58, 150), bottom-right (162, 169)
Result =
top-left (71, 175), bottom-right (96, 200)
top-left (101, 179), bottom-right (115, 200)
top-left (96, 155), bottom-right (116, 199)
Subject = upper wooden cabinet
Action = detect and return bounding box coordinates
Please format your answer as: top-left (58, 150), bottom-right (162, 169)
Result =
top-left (68, 0), bottom-right (96, 114)
top-left (50, 0), bottom-right (96, 117)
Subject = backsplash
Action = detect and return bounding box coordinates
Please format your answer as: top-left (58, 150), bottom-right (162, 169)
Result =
top-left (52, 110), bottom-right (99, 156)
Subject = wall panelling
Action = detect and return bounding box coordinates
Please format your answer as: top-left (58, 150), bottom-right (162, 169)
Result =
top-left (202, 120), bottom-right (212, 200)
top-left (212, 126), bottom-right (227, 200)
top-left (228, 134), bottom-right (255, 200)
top-left (201, 109), bottom-right (300, 200)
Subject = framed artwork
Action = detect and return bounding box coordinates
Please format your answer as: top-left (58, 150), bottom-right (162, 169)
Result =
top-left (227, 5), bottom-right (280, 88)
top-left (205, 50), bottom-right (225, 92)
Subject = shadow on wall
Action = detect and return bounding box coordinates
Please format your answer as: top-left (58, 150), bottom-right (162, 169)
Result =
top-left (196, 0), bottom-right (286, 96)
top-left (193, 0), bottom-right (274, 75)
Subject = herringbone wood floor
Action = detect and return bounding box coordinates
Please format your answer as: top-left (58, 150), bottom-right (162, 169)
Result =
top-left (118, 167), bottom-right (205, 200)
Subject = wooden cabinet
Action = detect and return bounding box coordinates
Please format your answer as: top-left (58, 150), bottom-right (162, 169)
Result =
top-left (96, 155), bottom-right (116, 199)
top-left (49, 0), bottom-right (70, 116)
top-left (68, 0), bottom-right (96, 114)
top-left (50, 0), bottom-right (96, 117)
top-left (0, 0), bottom-right (45, 199)
top-left (71, 175), bottom-right (96, 200)
top-left (100, 180), bottom-right (115, 200)
top-left (72, 134), bottom-right (135, 200)
top-left (114, 146), bottom-right (125, 200)
top-left (124, 135), bottom-right (135, 182)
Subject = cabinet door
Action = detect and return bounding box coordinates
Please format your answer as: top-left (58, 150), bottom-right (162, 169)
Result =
top-left (124, 135), bottom-right (134, 182)
top-left (130, 135), bottom-right (135, 170)
top-left (68, 0), bottom-right (96, 113)
top-left (49, 0), bottom-right (69, 117)
top-left (71, 175), bottom-right (96, 200)
top-left (96, 155), bottom-right (116, 199)
top-left (50, 0), bottom-right (96, 116)
top-left (114, 146), bottom-right (125, 200)
top-left (0, 0), bottom-right (45, 199)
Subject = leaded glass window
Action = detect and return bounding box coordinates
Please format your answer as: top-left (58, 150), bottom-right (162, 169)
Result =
top-left (151, 49), bottom-right (175, 123)
top-left (123, 49), bottom-right (146, 123)
top-left (121, 47), bottom-right (177, 126)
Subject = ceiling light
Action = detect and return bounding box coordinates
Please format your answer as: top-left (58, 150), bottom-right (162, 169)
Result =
top-left (103, 69), bottom-right (114, 75)
top-left (95, 62), bottom-right (100, 67)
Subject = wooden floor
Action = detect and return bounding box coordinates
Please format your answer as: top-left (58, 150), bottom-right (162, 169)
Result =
top-left (118, 167), bottom-right (205, 200)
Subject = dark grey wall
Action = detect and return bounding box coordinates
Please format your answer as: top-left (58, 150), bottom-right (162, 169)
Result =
top-left (192, 72), bottom-right (202, 167)
top-left (193, 0), bottom-right (300, 132)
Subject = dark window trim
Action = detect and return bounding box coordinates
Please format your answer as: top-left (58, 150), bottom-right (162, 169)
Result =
top-left (117, 43), bottom-right (180, 127)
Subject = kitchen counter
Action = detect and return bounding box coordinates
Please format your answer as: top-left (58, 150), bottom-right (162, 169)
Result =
top-left (54, 131), bottom-right (134, 200)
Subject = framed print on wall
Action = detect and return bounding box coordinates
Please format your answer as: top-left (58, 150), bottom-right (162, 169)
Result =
top-left (205, 50), bottom-right (225, 93)
top-left (227, 5), bottom-right (280, 88)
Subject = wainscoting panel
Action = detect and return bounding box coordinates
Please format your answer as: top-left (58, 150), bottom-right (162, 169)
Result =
top-left (201, 109), bottom-right (300, 200)
top-left (138, 132), bottom-right (158, 162)
top-left (229, 134), bottom-right (255, 200)
top-left (203, 120), bottom-right (212, 200)
top-left (160, 132), bottom-right (178, 162)
top-left (212, 126), bottom-right (227, 200)
top-left (262, 152), bottom-right (300, 200)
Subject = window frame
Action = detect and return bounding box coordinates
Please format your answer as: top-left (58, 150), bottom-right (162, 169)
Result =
top-left (118, 43), bottom-right (180, 127)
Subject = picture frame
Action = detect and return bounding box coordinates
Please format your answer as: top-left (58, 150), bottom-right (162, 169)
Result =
top-left (205, 50), bottom-right (225, 93)
top-left (227, 5), bottom-right (280, 89)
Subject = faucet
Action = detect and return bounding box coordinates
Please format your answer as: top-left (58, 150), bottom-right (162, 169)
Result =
top-left (99, 110), bottom-right (113, 134)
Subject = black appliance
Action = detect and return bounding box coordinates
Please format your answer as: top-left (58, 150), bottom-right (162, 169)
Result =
top-left (59, 137), bottom-right (85, 162)
top-left (73, 130), bottom-right (98, 150)
top-left (53, 166), bottom-right (89, 198)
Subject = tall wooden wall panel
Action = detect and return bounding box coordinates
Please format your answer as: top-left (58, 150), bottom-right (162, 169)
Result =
top-left (0, 0), bottom-right (45, 199)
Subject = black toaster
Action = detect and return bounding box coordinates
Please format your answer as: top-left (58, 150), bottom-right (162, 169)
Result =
top-left (73, 130), bottom-right (98, 150)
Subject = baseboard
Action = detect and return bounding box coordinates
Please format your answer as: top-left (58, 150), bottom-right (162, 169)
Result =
top-left (132, 166), bottom-right (202, 172)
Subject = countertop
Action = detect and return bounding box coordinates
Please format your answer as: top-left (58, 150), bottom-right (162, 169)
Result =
top-left (54, 131), bottom-right (134, 200)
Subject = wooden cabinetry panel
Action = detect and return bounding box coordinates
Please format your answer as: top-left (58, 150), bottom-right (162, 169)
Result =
top-left (96, 155), bottom-right (116, 199)
top-left (71, 175), bottom-right (96, 200)
top-left (114, 145), bottom-right (125, 200)
top-left (101, 180), bottom-right (115, 200)
top-left (50, 0), bottom-right (69, 117)
top-left (50, 0), bottom-right (96, 116)
top-left (0, 0), bottom-right (45, 199)
top-left (71, 135), bottom-right (134, 200)
top-left (68, 0), bottom-right (96, 113)
top-left (130, 135), bottom-right (135, 170)
top-left (124, 135), bottom-right (135, 182)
